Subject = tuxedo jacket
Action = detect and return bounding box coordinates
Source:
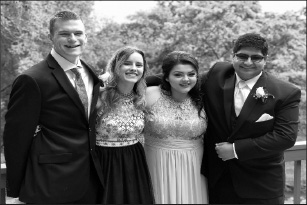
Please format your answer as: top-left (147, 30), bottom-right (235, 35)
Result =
top-left (200, 62), bottom-right (301, 199)
top-left (3, 54), bottom-right (104, 203)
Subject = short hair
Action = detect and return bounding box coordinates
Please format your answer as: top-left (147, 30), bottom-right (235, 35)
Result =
top-left (49, 10), bottom-right (83, 36)
top-left (161, 51), bottom-right (204, 118)
top-left (233, 33), bottom-right (269, 56)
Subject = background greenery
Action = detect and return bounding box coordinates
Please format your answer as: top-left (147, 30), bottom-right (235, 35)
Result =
top-left (1, 0), bottom-right (306, 198)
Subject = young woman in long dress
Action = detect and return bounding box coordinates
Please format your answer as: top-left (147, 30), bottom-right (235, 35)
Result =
top-left (144, 51), bottom-right (208, 204)
top-left (95, 46), bottom-right (154, 204)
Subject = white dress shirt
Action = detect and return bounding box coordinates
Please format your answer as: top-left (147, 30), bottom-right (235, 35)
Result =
top-left (234, 72), bottom-right (262, 104)
top-left (233, 71), bottom-right (262, 159)
top-left (50, 48), bottom-right (93, 118)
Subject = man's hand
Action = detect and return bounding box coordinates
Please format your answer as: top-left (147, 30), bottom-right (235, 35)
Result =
top-left (215, 142), bottom-right (236, 161)
top-left (6, 197), bottom-right (25, 204)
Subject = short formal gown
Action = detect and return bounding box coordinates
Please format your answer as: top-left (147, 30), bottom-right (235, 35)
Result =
top-left (143, 87), bottom-right (209, 204)
top-left (95, 93), bottom-right (154, 204)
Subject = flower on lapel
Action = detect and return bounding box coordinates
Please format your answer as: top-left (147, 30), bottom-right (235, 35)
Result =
top-left (253, 87), bottom-right (275, 103)
top-left (98, 72), bottom-right (111, 92)
top-left (99, 72), bottom-right (111, 83)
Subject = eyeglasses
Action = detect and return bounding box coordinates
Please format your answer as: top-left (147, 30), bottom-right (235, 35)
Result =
top-left (234, 53), bottom-right (265, 63)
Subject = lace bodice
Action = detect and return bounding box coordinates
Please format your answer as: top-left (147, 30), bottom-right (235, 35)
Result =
top-left (144, 88), bottom-right (207, 140)
top-left (96, 95), bottom-right (144, 145)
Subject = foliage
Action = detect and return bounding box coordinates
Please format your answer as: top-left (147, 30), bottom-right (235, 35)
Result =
top-left (1, 1), bottom-right (306, 147)
top-left (122, 1), bottom-right (306, 73)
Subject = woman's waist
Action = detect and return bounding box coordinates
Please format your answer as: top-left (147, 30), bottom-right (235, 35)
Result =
top-left (144, 134), bottom-right (203, 150)
top-left (96, 135), bottom-right (142, 147)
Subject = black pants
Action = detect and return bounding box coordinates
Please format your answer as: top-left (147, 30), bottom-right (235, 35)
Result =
top-left (209, 170), bottom-right (284, 204)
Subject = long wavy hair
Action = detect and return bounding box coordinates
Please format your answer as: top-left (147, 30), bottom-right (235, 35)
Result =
top-left (97, 46), bottom-right (148, 115)
top-left (161, 51), bottom-right (204, 118)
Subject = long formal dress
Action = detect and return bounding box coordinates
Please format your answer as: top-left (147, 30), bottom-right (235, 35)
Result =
top-left (95, 93), bottom-right (154, 204)
top-left (144, 87), bottom-right (208, 204)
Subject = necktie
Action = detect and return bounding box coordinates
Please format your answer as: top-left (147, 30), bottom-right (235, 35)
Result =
top-left (234, 80), bottom-right (247, 116)
top-left (71, 67), bottom-right (88, 119)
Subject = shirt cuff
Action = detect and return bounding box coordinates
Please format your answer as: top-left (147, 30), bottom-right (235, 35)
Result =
top-left (233, 143), bottom-right (238, 159)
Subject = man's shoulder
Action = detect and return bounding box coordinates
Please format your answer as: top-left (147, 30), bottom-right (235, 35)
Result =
top-left (205, 61), bottom-right (234, 81)
top-left (265, 73), bottom-right (301, 100)
top-left (213, 61), bottom-right (233, 68)
top-left (209, 61), bottom-right (233, 73)
top-left (267, 72), bottom-right (301, 91)
top-left (22, 59), bottom-right (49, 76)
top-left (18, 55), bottom-right (55, 82)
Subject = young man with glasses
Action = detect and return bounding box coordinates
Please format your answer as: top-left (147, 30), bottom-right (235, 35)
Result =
top-left (200, 33), bottom-right (301, 204)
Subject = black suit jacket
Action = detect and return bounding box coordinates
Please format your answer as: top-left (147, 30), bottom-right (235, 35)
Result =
top-left (3, 54), bottom-right (104, 203)
top-left (200, 62), bottom-right (301, 199)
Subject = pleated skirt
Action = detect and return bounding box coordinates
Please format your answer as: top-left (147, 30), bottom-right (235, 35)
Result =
top-left (144, 136), bottom-right (209, 204)
top-left (96, 142), bottom-right (155, 204)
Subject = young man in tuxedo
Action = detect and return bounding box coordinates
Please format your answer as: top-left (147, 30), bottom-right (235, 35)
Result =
top-left (146, 33), bottom-right (301, 204)
top-left (200, 33), bottom-right (301, 204)
top-left (3, 11), bottom-right (104, 203)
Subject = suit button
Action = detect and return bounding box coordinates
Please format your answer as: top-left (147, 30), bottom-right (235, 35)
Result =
top-left (89, 128), bottom-right (91, 132)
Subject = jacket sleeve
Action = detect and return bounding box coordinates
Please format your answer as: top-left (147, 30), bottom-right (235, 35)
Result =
top-left (3, 74), bottom-right (41, 197)
top-left (145, 74), bottom-right (163, 86)
top-left (235, 86), bottom-right (301, 161)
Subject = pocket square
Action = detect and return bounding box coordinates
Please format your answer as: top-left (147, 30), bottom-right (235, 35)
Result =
top-left (256, 113), bottom-right (274, 122)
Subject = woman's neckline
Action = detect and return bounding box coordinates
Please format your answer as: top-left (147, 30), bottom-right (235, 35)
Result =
top-left (117, 88), bottom-right (134, 99)
top-left (159, 86), bottom-right (190, 104)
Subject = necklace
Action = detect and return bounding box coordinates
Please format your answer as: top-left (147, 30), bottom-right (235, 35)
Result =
top-left (117, 89), bottom-right (134, 99)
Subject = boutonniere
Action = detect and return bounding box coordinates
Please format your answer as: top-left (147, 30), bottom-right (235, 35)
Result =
top-left (99, 72), bottom-right (111, 83)
top-left (98, 72), bottom-right (111, 85)
top-left (98, 72), bottom-right (111, 91)
top-left (253, 87), bottom-right (275, 103)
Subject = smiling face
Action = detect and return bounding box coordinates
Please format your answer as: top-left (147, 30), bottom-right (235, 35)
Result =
top-left (117, 52), bottom-right (144, 86)
top-left (49, 19), bottom-right (87, 64)
top-left (233, 47), bottom-right (266, 80)
top-left (166, 63), bottom-right (197, 98)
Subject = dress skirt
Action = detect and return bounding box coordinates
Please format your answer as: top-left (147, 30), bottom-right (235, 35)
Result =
top-left (96, 142), bottom-right (155, 204)
top-left (144, 136), bottom-right (208, 204)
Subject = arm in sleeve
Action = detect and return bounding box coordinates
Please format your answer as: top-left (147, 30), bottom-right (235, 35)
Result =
top-left (235, 87), bottom-right (301, 161)
top-left (3, 75), bottom-right (41, 197)
top-left (145, 74), bottom-right (163, 86)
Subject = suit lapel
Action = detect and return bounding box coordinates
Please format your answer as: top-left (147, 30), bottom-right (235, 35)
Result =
top-left (229, 72), bottom-right (267, 138)
top-left (47, 55), bottom-right (88, 119)
top-left (223, 73), bottom-right (236, 131)
top-left (52, 67), bottom-right (87, 118)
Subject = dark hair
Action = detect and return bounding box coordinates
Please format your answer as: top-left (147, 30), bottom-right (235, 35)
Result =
top-left (161, 51), bottom-right (204, 118)
top-left (49, 10), bottom-right (83, 36)
top-left (233, 33), bottom-right (269, 56)
top-left (97, 46), bottom-right (148, 113)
